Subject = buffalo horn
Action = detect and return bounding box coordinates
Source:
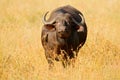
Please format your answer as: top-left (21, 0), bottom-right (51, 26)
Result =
top-left (72, 14), bottom-right (85, 25)
top-left (42, 11), bottom-right (56, 25)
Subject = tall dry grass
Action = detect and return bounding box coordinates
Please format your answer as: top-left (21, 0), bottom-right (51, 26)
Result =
top-left (0, 0), bottom-right (120, 80)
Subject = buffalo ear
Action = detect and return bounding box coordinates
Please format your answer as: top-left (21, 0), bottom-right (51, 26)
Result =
top-left (44, 24), bottom-right (55, 30)
top-left (75, 25), bottom-right (84, 32)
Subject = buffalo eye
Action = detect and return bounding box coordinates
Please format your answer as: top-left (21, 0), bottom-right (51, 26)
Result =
top-left (64, 21), bottom-right (68, 26)
top-left (52, 21), bottom-right (56, 25)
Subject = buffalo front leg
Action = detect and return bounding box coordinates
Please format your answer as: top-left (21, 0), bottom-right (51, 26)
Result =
top-left (45, 50), bottom-right (54, 69)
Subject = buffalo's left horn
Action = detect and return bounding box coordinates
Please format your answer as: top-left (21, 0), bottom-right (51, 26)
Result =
top-left (42, 11), bottom-right (56, 25)
top-left (72, 14), bottom-right (85, 25)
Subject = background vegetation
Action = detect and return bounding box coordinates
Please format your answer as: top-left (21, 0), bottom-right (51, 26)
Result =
top-left (0, 0), bottom-right (120, 80)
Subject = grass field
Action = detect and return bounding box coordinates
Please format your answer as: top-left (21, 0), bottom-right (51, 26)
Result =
top-left (0, 0), bottom-right (120, 80)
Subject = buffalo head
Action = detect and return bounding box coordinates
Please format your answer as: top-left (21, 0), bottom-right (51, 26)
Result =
top-left (42, 11), bottom-right (85, 38)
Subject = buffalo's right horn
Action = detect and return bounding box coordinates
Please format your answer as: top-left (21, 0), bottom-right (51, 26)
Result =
top-left (72, 14), bottom-right (85, 25)
top-left (42, 11), bottom-right (56, 25)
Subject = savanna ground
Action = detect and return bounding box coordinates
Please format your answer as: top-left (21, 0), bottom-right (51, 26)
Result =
top-left (0, 0), bottom-right (120, 80)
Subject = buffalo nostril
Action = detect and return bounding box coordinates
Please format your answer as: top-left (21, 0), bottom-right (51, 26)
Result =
top-left (58, 31), bottom-right (61, 34)
top-left (58, 30), bottom-right (64, 33)
top-left (65, 30), bottom-right (69, 32)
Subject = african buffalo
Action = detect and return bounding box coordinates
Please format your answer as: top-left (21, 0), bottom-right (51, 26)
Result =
top-left (41, 5), bottom-right (87, 69)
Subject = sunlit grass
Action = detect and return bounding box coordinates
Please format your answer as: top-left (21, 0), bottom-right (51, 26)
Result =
top-left (0, 0), bottom-right (120, 80)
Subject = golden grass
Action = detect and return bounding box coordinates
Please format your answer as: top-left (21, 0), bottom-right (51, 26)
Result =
top-left (0, 0), bottom-right (120, 80)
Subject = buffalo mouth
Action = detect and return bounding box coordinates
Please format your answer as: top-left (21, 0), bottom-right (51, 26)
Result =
top-left (57, 31), bottom-right (71, 38)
